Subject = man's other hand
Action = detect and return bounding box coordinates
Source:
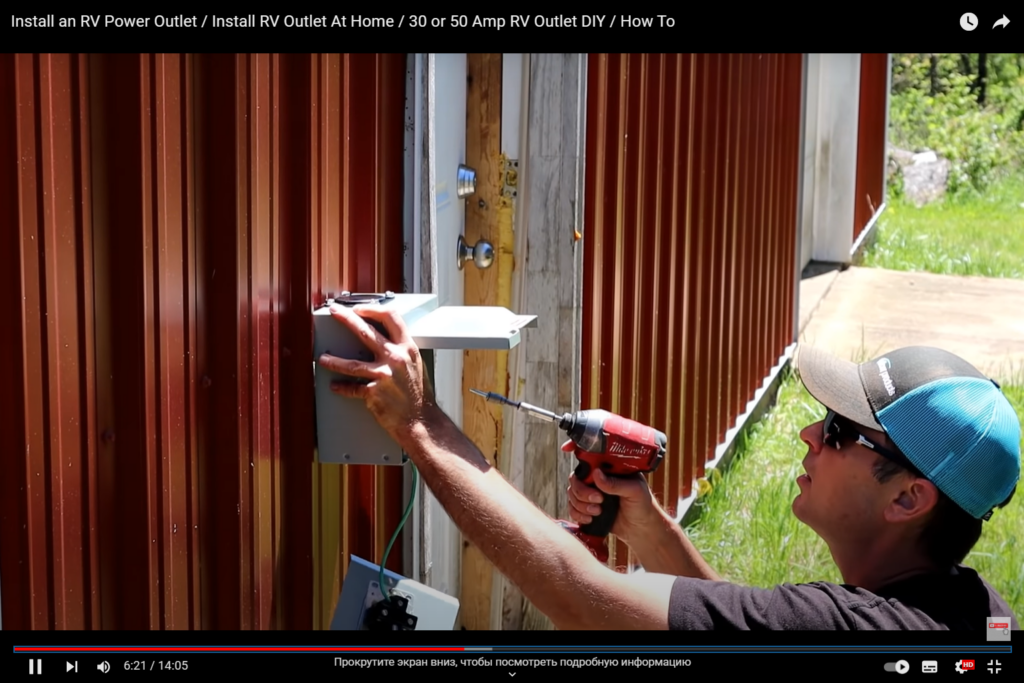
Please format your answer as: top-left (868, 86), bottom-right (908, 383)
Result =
top-left (317, 304), bottom-right (436, 439)
top-left (567, 460), bottom-right (659, 544)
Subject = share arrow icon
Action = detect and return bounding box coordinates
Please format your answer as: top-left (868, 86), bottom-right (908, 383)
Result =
top-left (993, 15), bottom-right (1010, 28)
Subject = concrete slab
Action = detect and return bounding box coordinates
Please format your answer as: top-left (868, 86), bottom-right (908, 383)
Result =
top-left (798, 262), bottom-right (843, 334)
top-left (799, 266), bottom-right (1024, 383)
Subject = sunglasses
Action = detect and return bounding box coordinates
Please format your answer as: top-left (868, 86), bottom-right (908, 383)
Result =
top-left (822, 410), bottom-right (923, 477)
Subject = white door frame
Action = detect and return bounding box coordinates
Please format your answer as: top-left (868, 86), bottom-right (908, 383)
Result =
top-left (402, 54), bottom-right (466, 604)
top-left (401, 53), bottom-right (529, 624)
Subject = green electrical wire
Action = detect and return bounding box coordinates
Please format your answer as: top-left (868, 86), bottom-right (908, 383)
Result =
top-left (380, 460), bottom-right (419, 602)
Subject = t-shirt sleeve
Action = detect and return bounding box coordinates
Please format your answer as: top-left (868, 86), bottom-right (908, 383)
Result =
top-left (668, 577), bottom-right (866, 630)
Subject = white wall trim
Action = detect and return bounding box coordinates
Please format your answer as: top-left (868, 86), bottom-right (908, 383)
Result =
top-left (794, 52), bottom-right (810, 341)
top-left (810, 54), bottom-right (862, 263)
top-left (402, 52), bottom-right (417, 580)
top-left (883, 53), bottom-right (892, 203)
top-left (402, 53), bottom-right (438, 583)
top-left (798, 54), bottom-right (818, 272)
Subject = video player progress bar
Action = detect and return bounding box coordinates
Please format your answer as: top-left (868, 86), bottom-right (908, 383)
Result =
top-left (15, 647), bottom-right (492, 653)
top-left (13, 646), bottom-right (1010, 654)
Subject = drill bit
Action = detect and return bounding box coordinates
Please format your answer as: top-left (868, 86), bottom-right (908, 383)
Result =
top-left (470, 388), bottom-right (562, 423)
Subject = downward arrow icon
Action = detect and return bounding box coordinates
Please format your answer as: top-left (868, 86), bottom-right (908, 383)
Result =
top-left (509, 674), bottom-right (516, 677)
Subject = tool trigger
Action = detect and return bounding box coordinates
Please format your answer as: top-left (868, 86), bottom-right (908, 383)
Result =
top-left (560, 439), bottom-right (575, 452)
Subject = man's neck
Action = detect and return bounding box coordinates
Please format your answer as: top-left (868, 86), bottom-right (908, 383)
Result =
top-left (832, 540), bottom-right (938, 592)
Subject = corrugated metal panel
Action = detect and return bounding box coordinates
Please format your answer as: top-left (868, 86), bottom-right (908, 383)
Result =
top-left (582, 54), bottom-right (803, 569)
top-left (0, 53), bottom-right (406, 630)
top-left (853, 53), bottom-right (889, 240)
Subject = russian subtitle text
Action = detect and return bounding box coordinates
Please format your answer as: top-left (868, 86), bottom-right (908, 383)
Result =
top-left (332, 656), bottom-right (691, 668)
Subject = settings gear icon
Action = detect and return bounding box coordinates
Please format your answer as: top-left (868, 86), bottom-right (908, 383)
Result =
top-left (955, 660), bottom-right (967, 673)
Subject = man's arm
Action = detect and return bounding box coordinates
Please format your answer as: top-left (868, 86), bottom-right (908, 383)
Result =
top-left (397, 405), bottom-right (677, 630)
top-left (568, 469), bottom-right (720, 580)
top-left (319, 303), bottom-right (675, 629)
top-left (625, 506), bottom-right (721, 581)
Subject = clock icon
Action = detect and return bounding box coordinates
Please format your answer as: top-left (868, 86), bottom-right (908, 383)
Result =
top-left (960, 12), bottom-right (978, 30)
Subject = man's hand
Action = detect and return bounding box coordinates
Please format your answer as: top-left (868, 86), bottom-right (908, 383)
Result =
top-left (317, 304), bottom-right (437, 440)
top-left (566, 457), bottom-right (660, 545)
top-left (568, 461), bottom-right (720, 580)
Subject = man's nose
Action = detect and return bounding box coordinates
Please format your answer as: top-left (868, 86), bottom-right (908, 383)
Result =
top-left (800, 421), bottom-right (825, 452)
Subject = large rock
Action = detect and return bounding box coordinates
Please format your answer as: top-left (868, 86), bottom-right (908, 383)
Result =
top-left (888, 144), bottom-right (950, 206)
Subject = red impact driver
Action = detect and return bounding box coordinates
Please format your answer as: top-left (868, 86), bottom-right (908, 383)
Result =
top-left (471, 389), bottom-right (667, 563)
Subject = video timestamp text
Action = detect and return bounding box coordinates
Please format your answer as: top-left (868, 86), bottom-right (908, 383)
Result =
top-left (124, 661), bottom-right (190, 671)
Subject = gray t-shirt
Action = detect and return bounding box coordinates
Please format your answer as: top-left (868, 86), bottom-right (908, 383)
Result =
top-left (668, 565), bottom-right (1019, 630)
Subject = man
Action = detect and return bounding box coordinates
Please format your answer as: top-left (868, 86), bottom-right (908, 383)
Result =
top-left (319, 303), bottom-right (1020, 630)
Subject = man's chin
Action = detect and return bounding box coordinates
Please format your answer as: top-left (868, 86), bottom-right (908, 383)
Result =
top-left (791, 494), bottom-right (806, 521)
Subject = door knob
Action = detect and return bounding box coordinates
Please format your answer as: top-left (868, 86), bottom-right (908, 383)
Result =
top-left (457, 164), bottom-right (476, 198)
top-left (457, 235), bottom-right (494, 270)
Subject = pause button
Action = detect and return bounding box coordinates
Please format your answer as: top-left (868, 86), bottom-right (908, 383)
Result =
top-left (29, 659), bottom-right (42, 674)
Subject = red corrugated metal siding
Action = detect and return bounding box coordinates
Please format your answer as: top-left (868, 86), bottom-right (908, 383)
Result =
top-left (0, 53), bottom-right (406, 630)
top-left (582, 54), bottom-right (803, 569)
top-left (853, 53), bottom-right (889, 241)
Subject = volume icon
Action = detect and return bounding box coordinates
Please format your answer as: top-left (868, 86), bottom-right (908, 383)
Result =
top-left (98, 662), bottom-right (111, 673)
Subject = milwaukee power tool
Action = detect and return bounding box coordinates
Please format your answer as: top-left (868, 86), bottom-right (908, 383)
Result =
top-left (471, 389), bottom-right (667, 563)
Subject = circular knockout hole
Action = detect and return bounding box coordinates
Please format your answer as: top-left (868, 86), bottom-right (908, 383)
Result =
top-left (334, 293), bottom-right (390, 306)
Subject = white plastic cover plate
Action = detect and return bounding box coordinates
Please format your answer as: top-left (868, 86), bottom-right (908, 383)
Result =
top-left (408, 306), bottom-right (538, 350)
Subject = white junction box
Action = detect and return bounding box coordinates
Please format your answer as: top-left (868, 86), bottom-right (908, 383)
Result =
top-left (312, 291), bottom-right (537, 464)
top-left (330, 555), bottom-right (460, 630)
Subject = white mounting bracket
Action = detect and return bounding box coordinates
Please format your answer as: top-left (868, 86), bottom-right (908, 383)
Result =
top-left (312, 291), bottom-right (537, 465)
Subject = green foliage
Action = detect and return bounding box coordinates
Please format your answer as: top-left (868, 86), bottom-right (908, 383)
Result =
top-left (889, 53), bottom-right (1024, 199)
top-left (863, 175), bottom-right (1024, 279)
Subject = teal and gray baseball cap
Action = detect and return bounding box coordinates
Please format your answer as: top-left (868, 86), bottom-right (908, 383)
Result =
top-left (797, 345), bottom-right (1020, 520)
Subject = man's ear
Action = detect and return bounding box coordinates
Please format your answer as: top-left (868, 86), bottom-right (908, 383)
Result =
top-left (885, 476), bottom-right (939, 523)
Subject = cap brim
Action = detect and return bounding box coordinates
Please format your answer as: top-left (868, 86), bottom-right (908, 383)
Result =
top-left (796, 345), bottom-right (883, 432)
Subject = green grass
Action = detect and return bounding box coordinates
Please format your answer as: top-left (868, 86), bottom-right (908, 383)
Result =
top-left (683, 364), bottom-right (1024, 620)
top-left (861, 174), bottom-right (1024, 279)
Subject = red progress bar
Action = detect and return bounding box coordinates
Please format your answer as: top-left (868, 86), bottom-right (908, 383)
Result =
top-left (14, 651), bottom-right (468, 655)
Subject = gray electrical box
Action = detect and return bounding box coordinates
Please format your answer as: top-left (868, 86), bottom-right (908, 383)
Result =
top-left (330, 554), bottom-right (460, 630)
top-left (313, 291), bottom-right (537, 464)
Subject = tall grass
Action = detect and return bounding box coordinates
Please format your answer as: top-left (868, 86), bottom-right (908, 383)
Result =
top-left (862, 174), bottom-right (1024, 279)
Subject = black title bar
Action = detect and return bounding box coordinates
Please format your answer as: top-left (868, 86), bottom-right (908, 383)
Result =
top-left (2, 10), bottom-right (1019, 51)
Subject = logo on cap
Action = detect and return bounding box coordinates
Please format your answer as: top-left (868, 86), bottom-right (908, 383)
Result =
top-left (877, 358), bottom-right (896, 396)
